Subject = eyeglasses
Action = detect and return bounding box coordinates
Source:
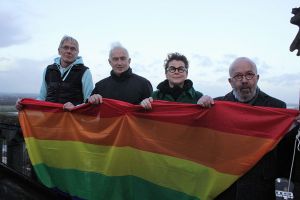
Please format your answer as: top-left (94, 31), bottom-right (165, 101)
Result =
top-left (111, 56), bottom-right (128, 62)
top-left (167, 66), bottom-right (187, 73)
top-left (60, 45), bottom-right (77, 52)
top-left (232, 73), bottom-right (256, 81)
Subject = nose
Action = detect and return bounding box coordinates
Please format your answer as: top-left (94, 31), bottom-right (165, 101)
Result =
top-left (241, 76), bottom-right (248, 82)
top-left (116, 60), bottom-right (123, 66)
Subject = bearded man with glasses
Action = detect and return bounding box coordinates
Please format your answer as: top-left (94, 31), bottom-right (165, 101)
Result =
top-left (213, 57), bottom-right (300, 200)
top-left (215, 57), bottom-right (284, 106)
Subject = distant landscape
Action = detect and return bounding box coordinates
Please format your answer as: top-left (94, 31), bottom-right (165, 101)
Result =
top-left (0, 93), bottom-right (37, 112)
top-left (0, 93), bottom-right (298, 111)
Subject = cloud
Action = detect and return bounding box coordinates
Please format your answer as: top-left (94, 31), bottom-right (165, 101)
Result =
top-left (218, 54), bottom-right (237, 65)
top-left (0, 11), bottom-right (30, 47)
top-left (251, 58), bottom-right (272, 75)
top-left (263, 73), bottom-right (300, 86)
top-left (191, 54), bottom-right (213, 68)
top-left (0, 58), bottom-right (47, 93)
top-left (0, 57), bottom-right (13, 71)
top-left (134, 59), bottom-right (165, 88)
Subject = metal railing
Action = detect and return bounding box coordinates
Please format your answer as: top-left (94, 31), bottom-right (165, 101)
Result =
top-left (0, 112), bottom-right (33, 177)
top-left (0, 112), bottom-right (71, 199)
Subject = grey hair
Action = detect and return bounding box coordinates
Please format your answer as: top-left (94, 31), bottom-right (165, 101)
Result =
top-left (229, 57), bottom-right (257, 76)
top-left (109, 42), bottom-right (129, 58)
top-left (58, 35), bottom-right (79, 50)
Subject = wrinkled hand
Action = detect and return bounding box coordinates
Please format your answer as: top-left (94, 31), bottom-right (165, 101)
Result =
top-left (88, 94), bottom-right (103, 104)
top-left (197, 95), bottom-right (214, 108)
top-left (63, 102), bottom-right (75, 111)
top-left (15, 98), bottom-right (23, 111)
top-left (140, 97), bottom-right (153, 110)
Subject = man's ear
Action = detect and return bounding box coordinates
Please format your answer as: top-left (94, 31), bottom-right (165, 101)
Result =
top-left (228, 78), bottom-right (232, 84)
top-left (228, 78), bottom-right (234, 88)
top-left (58, 48), bottom-right (62, 56)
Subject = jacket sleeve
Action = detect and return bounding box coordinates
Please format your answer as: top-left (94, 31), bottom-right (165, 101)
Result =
top-left (37, 68), bottom-right (47, 100)
top-left (81, 69), bottom-right (94, 101)
top-left (142, 80), bottom-right (153, 99)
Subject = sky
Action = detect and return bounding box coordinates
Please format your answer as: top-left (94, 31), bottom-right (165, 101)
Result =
top-left (1, 0), bottom-right (300, 105)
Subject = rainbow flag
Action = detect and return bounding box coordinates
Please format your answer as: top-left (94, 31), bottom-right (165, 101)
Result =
top-left (18, 98), bottom-right (298, 200)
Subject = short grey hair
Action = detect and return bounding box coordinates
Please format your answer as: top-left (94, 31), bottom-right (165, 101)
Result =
top-left (109, 42), bottom-right (129, 58)
top-left (229, 57), bottom-right (257, 76)
top-left (58, 35), bottom-right (79, 50)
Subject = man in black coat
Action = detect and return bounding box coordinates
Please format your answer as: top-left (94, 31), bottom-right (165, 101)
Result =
top-left (88, 43), bottom-right (152, 105)
top-left (199, 57), bottom-right (299, 200)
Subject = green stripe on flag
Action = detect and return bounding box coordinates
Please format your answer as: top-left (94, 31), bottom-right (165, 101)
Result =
top-left (35, 164), bottom-right (200, 200)
top-left (26, 138), bottom-right (237, 199)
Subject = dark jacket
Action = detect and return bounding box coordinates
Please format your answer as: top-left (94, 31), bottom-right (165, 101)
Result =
top-left (277, 124), bottom-right (300, 199)
top-left (91, 68), bottom-right (153, 105)
top-left (214, 90), bottom-right (289, 200)
top-left (152, 79), bottom-right (203, 104)
top-left (45, 64), bottom-right (88, 105)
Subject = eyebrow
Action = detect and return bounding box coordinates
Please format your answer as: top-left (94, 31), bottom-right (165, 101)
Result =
top-left (169, 66), bottom-right (185, 68)
top-left (234, 71), bottom-right (255, 74)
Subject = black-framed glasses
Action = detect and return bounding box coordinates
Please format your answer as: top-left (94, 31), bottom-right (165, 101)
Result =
top-left (232, 73), bottom-right (256, 81)
top-left (167, 66), bottom-right (187, 73)
top-left (60, 45), bottom-right (77, 52)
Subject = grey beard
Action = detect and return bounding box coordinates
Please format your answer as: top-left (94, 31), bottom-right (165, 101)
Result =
top-left (233, 87), bottom-right (258, 103)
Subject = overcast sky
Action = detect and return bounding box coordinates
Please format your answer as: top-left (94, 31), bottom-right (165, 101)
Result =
top-left (1, 0), bottom-right (300, 105)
